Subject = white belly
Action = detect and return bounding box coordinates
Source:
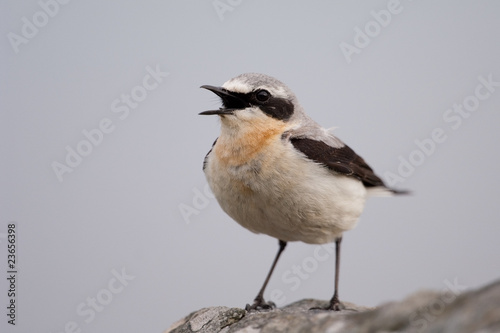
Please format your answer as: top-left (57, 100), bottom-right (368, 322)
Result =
top-left (204, 138), bottom-right (367, 244)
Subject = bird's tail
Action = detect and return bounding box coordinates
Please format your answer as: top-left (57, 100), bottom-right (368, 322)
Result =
top-left (366, 186), bottom-right (411, 197)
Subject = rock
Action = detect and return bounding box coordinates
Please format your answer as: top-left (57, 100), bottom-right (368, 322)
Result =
top-left (165, 279), bottom-right (500, 333)
top-left (167, 306), bottom-right (246, 333)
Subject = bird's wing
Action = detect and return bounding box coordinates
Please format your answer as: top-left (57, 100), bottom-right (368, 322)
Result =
top-left (289, 136), bottom-right (389, 189)
top-left (203, 138), bottom-right (218, 170)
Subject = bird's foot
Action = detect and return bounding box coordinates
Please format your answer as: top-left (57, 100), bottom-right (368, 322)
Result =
top-left (245, 295), bottom-right (276, 312)
top-left (310, 298), bottom-right (343, 311)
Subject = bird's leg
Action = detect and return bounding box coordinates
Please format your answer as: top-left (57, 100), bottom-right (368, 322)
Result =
top-left (329, 236), bottom-right (342, 310)
top-left (246, 240), bottom-right (287, 311)
top-left (311, 236), bottom-right (343, 311)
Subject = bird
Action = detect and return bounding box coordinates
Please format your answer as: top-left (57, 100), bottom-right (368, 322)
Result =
top-left (199, 73), bottom-right (407, 311)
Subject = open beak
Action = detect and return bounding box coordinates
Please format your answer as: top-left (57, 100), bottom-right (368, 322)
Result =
top-left (199, 85), bottom-right (247, 115)
top-left (199, 109), bottom-right (235, 115)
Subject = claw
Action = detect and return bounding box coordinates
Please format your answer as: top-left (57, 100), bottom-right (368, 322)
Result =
top-left (245, 296), bottom-right (276, 312)
top-left (310, 298), bottom-right (343, 311)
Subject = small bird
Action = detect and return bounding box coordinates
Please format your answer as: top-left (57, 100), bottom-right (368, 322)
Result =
top-left (199, 73), bottom-right (407, 311)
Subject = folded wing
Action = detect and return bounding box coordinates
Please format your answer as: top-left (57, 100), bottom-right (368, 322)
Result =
top-left (290, 137), bottom-right (407, 194)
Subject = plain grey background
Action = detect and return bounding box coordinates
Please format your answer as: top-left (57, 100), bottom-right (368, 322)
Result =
top-left (2, 1), bottom-right (500, 332)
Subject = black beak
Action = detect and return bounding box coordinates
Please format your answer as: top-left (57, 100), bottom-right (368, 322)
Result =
top-left (199, 85), bottom-right (248, 115)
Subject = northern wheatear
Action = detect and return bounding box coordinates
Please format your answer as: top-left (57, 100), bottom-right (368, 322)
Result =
top-left (199, 73), bottom-right (407, 311)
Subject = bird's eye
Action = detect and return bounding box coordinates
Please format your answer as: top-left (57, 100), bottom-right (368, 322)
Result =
top-left (255, 90), bottom-right (270, 102)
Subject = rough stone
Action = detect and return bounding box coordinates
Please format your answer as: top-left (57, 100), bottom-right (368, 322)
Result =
top-left (165, 279), bottom-right (500, 333)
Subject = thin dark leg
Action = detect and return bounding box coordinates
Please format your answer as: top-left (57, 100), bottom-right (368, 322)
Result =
top-left (246, 240), bottom-right (287, 311)
top-left (328, 236), bottom-right (342, 311)
top-left (310, 236), bottom-right (343, 311)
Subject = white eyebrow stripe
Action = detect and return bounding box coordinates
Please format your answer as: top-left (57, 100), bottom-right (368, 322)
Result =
top-left (222, 80), bottom-right (252, 93)
top-left (222, 80), bottom-right (289, 99)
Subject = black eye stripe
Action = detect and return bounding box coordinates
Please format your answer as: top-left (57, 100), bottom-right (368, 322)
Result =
top-left (248, 90), bottom-right (294, 121)
top-left (217, 89), bottom-right (294, 121)
top-left (259, 97), bottom-right (294, 121)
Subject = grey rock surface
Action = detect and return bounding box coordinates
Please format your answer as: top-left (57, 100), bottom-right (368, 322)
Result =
top-left (165, 279), bottom-right (500, 333)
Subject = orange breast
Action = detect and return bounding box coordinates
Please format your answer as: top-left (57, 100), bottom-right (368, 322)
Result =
top-left (214, 120), bottom-right (288, 166)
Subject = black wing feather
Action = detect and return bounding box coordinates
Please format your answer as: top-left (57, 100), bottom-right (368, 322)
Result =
top-left (203, 138), bottom-right (218, 170)
top-left (290, 137), bottom-right (387, 189)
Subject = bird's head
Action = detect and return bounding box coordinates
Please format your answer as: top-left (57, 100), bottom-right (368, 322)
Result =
top-left (200, 73), bottom-right (301, 131)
